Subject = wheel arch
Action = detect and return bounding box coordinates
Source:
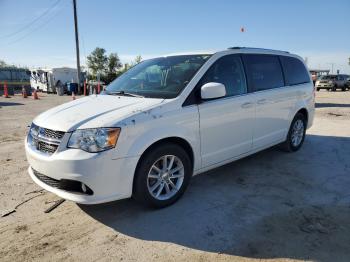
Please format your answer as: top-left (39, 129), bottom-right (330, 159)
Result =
top-left (135, 136), bottom-right (195, 171)
top-left (296, 108), bottom-right (308, 125)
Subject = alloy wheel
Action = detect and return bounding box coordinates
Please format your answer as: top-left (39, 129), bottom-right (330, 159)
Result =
top-left (291, 119), bottom-right (304, 147)
top-left (147, 155), bottom-right (185, 201)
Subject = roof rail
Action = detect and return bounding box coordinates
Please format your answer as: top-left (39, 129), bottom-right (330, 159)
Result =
top-left (228, 46), bottom-right (289, 53)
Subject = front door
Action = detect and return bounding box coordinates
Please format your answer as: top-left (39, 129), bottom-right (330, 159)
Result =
top-left (198, 54), bottom-right (255, 168)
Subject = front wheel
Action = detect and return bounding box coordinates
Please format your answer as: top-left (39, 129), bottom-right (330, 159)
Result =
top-left (280, 113), bottom-right (307, 152)
top-left (133, 143), bottom-right (192, 208)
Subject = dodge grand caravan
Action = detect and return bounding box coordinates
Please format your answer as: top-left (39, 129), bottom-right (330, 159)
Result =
top-left (25, 47), bottom-right (315, 208)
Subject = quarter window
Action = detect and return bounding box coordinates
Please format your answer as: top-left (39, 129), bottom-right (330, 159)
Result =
top-left (280, 56), bottom-right (310, 85)
top-left (198, 55), bottom-right (247, 97)
top-left (243, 54), bottom-right (284, 91)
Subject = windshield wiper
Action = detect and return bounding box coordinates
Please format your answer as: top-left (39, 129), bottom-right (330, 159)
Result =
top-left (106, 91), bottom-right (144, 98)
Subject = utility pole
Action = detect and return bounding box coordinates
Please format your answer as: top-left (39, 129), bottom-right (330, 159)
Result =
top-left (73, 0), bottom-right (81, 94)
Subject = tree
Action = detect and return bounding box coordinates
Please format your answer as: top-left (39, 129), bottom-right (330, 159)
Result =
top-left (117, 55), bottom-right (143, 76)
top-left (134, 55), bottom-right (142, 65)
top-left (86, 47), bottom-right (108, 78)
top-left (0, 59), bottom-right (7, 68)
top-left (107, 53), bottom-right (122, 73)
top-left (86, 48), bottom-right (143, 83)
top-left (105, 53), bottom-right (122, 83)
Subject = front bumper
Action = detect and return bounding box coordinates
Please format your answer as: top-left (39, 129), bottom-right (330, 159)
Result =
top-left (25, 138), bottom-right (139, 204)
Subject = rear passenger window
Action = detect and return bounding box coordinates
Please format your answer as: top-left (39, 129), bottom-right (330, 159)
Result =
top-left (243, 54), bottom-right (284, 91)
top-left (198, 55), bottom-right (247, 97)
top-left (280, 56), bottom-right (310, 85)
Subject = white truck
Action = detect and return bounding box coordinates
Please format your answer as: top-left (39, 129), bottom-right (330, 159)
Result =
top-left (30, 67), bottom-right (79, 93)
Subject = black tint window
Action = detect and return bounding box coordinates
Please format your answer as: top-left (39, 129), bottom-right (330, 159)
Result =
top-left (280, 56), bottom-right (310, 85)
top-left (198, 55), bottom-right (247, 97)
top-left (243, 54), bottom-right (284, 91)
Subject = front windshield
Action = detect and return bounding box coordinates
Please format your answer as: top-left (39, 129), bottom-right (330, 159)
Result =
top-left (320, 75), bottom-right (336, 80)
top-left (106, 55), bottom-right (211, 99)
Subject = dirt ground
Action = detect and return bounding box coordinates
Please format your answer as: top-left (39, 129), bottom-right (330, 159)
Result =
top-left (0, 91), bottom-right (349, 262)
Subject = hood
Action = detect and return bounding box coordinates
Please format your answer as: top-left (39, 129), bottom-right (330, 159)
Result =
top-left (33, 95), bottom-right (164, 132)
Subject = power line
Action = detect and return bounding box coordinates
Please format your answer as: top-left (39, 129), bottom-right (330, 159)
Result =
top-left (4, 3), bottom-right (65, 45)
top-left (0, 0), bottom-right (61, 39)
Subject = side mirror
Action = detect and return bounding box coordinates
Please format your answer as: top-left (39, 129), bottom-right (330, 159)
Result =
top-left (200, 82), bottom-right (226, 100)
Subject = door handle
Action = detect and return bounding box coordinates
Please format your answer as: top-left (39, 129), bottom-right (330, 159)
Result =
top-left (241, 102), bottom-right (254, 108)
top-left (257, 99), bottom-right (268, 105)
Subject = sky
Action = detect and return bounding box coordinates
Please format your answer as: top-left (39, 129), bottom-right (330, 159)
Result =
top-left (0, 0), bottom-right (349, 73)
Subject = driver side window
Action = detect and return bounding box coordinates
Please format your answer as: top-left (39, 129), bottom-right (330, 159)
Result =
top-left (198, 55), bottom-right (247, 97)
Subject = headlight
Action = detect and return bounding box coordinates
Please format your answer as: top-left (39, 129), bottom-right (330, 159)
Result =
top-left (28, 123), bottom-right (39, 147)
top-left (29, 123), bottom-right (39, 137)
top-left (68, 128), bottom-right (121, 153)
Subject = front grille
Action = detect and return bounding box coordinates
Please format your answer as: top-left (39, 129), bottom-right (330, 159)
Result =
top-left (32, 168), bottom-right (93, 195)
top-left (37, 140), bottom-right (58, 154)
top-left (28, 125), bottom-right (65, 155)
top-left (41, 128), bottom-right (65, 140)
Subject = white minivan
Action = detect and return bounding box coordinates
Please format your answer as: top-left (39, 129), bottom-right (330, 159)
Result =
top-left (25, 47), bottom-right (314, 208)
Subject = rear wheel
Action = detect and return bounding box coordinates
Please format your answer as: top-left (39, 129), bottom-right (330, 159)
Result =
top-left (280, 113), bottom-right (306, 152)
top-left (133, 143), bottom-right (192, 208)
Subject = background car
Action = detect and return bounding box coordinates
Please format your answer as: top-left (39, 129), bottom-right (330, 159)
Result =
top-left (316, 74), bottom-right (349, 91)
top-left (345, 77), bottom-right (350, 89)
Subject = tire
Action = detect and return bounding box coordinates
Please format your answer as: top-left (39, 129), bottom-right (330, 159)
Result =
top-left (332, 85), bottom-right (337, 92)
top-left (316, 88), bottom-right (320, 91)
top-left (133, 143), bottom-right (192, 208)
top-left (280, 113), bottom-right (307, 152)
top-left (342, 87), bottom-right (346, 92)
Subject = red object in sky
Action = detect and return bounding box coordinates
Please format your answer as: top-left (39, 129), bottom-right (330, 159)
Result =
top-left (240, 27), bottom-right (245, 32)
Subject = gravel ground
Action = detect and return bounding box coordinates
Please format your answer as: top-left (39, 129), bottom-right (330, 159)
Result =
top-left (0, 91), bottom-right (349, 262)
